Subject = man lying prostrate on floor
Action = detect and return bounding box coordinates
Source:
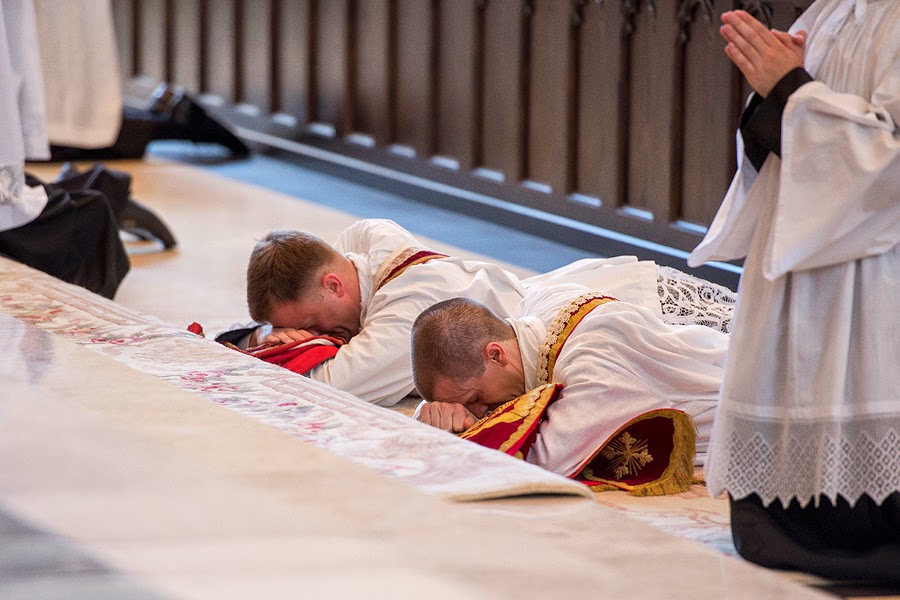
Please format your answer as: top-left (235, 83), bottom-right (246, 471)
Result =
top-left (222, 219), bottom-right (525, 405)
top-left (220, 219), bottom-right (735, 406)
top-left (410, 284), bottom-right (729, 476)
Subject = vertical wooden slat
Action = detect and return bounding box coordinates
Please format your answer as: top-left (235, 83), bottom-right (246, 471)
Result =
top-left (234, 0), bottom-right (245, 102)
top-left (163, 0), bottom-right (174, 83)
top-left (239, 0), bottom-right (273, 110)
top-left (395, 0), bottom-right (435, 156)
top-left (198, 0), bottom-right (209, 92)
top-left (345, 0), bottom-right (358, 135)
top-left (436, 0), bottom-right (481, 169)
top-left (307, 0), bottom-right (319, 123)
top-left (354, 0), bottom-right (393, 144)
top-left (276, 0), bottom-right (313, 122)
top-left (137, 0), bottom-right (166, 81)
top-left (204, 0), bottom-right (236, 102)
top-left (526, 0), bottom-right (573, 193)
top-left (111, 0), bottom-right (136, 79)
top-left (171, 0), bottom-right (201, 92)
top-left (480, 0), bottom-right (528, 182)
top-left (315, 0), bottom-right (351, 132)
top-left (575, 0), bottom-right (625, 207)
top-left (626, 0), bottom-right (679, 221)
top-left (678, 2), bottom-right (738, 227)
top-left (270, 0), bottom-right (282, 113)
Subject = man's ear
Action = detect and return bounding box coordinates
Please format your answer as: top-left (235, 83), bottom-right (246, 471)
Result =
top-left (321, 272), bottom-right (344, 297)
top-left (484, 341), bottom-right (508, 367)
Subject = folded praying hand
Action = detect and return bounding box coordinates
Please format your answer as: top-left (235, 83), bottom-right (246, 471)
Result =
top-left (720, 10), bottom-right (806, 98)
top-left (251, 326), bottom-right (316, 347)
top-left (417, 401), bottom-right (478, 433)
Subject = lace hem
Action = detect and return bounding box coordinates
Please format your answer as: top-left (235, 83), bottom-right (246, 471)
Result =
top-left (706, 411), bottom-right (900, 508)
top-left (656, 265), bottom-right (736, 333)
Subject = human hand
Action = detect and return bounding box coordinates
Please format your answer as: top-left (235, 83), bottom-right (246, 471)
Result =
top-left (720, 10), bottom-right (806, 98)
top-left (417, 401), bottom-right (479, 433)
top-left (259, 327), bottom-right (315, 345)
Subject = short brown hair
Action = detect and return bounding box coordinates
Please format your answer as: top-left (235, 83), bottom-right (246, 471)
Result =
top-left (246, 230), bottom-right (342, 322)
top-left (411, 297), bottom-right (515, 399)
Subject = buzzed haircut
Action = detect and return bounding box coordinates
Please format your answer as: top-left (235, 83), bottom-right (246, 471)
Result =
top-left (411, 297), bottom-right (515, 400)
top-left (246, 230), bottom-right (342, 322)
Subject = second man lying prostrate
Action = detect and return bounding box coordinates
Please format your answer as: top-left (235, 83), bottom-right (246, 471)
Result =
top-left (223, 219), bottom-right (736, 406)
top-left (411, 284), bottom-right (729, 475)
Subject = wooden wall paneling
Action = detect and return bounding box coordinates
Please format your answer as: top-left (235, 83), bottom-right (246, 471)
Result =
top-left (394, 0), bottom-right (436, 158)
top-left (480, 0), bottom-right (528, 183)
top-left (625, 0), bottom-right (679, 222)
top-left (677, 1), bottom-right (737, 228)
top-left (204, 0), bottom-right (237, 103)
top-left (435, 0), bottom-right (482, 171)
top-left (354, 0), bottom-right (393, 145)
top-left (574, 0), bottom-right (624, 210)
top-left (112, 0), bottom-right (136, 79)
top-left (237, 0), bottom-right (273, 111)
top-left (525, 0), bottom-right (573, 195)
top-left (136, 0), bottom-right (168, 82)
top-left (275, 0), bottom-right (312, 123)
top-left (171, 0), bottom-right (202, 92)
top-left (314, 0), bottom-right (352, 133)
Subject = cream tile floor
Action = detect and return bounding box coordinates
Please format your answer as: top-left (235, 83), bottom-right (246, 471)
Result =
top-left (11, 157), bottom-right (890, 599)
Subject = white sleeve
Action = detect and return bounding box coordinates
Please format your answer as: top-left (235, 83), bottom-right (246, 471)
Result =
top-left (526, 305), bottom-right (725, 475)
top-left (765, 67), bottom-right (900, 278)
top-left (307, 305), bottom-right (417, 406)
top-left (334, 219), bottom-right (425, 257)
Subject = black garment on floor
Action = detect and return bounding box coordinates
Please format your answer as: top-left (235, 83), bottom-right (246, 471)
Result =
top-left (54, 163), bottom-right (177, 249)
top-left (48, 84), bottom-right (250, 162)
top-left (730, 492), bottom-right (900, 583)
top-left (0, 175), bottom-right (130, 299)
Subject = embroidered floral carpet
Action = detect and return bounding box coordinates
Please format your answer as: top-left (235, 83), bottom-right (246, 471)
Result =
top-left (0, 257), bottom-right (591, 502)
top-left (1, 256), bottom-right (740, 557)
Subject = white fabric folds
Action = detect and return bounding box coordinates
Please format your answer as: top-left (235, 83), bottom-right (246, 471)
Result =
top-left (0, 0), bottom-right (49, 231)
top-left (690, 0), bottom-right (900, 507)
top-left (34, 0), bottom-right (122, 148)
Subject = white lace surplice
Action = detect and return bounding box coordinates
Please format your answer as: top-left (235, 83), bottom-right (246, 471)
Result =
top-left (689, 0), bottom-right (900, 507)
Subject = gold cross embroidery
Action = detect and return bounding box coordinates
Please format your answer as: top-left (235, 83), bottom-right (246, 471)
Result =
top-left (601, 431), bottom-right (653, 479)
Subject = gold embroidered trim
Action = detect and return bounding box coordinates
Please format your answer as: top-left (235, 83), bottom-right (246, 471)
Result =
top-left (459, 383), bottom-right (558, 454)
top-left (373, 246), bottom-right (448, 292)
top-left (536, 292), bottom-right (618, 384)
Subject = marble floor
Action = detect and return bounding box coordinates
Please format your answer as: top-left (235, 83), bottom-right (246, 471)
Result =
top-left (3, 156), bottom-right (893, 599)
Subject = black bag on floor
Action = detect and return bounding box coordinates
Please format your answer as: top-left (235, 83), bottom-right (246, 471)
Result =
top-left (54, 163), bottom-right (177, 249)
top-left (0, 174), bottom-right (130, 299)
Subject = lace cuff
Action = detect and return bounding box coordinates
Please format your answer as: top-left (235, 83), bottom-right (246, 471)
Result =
top-left (656, 266), bottom-right (736, 333)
